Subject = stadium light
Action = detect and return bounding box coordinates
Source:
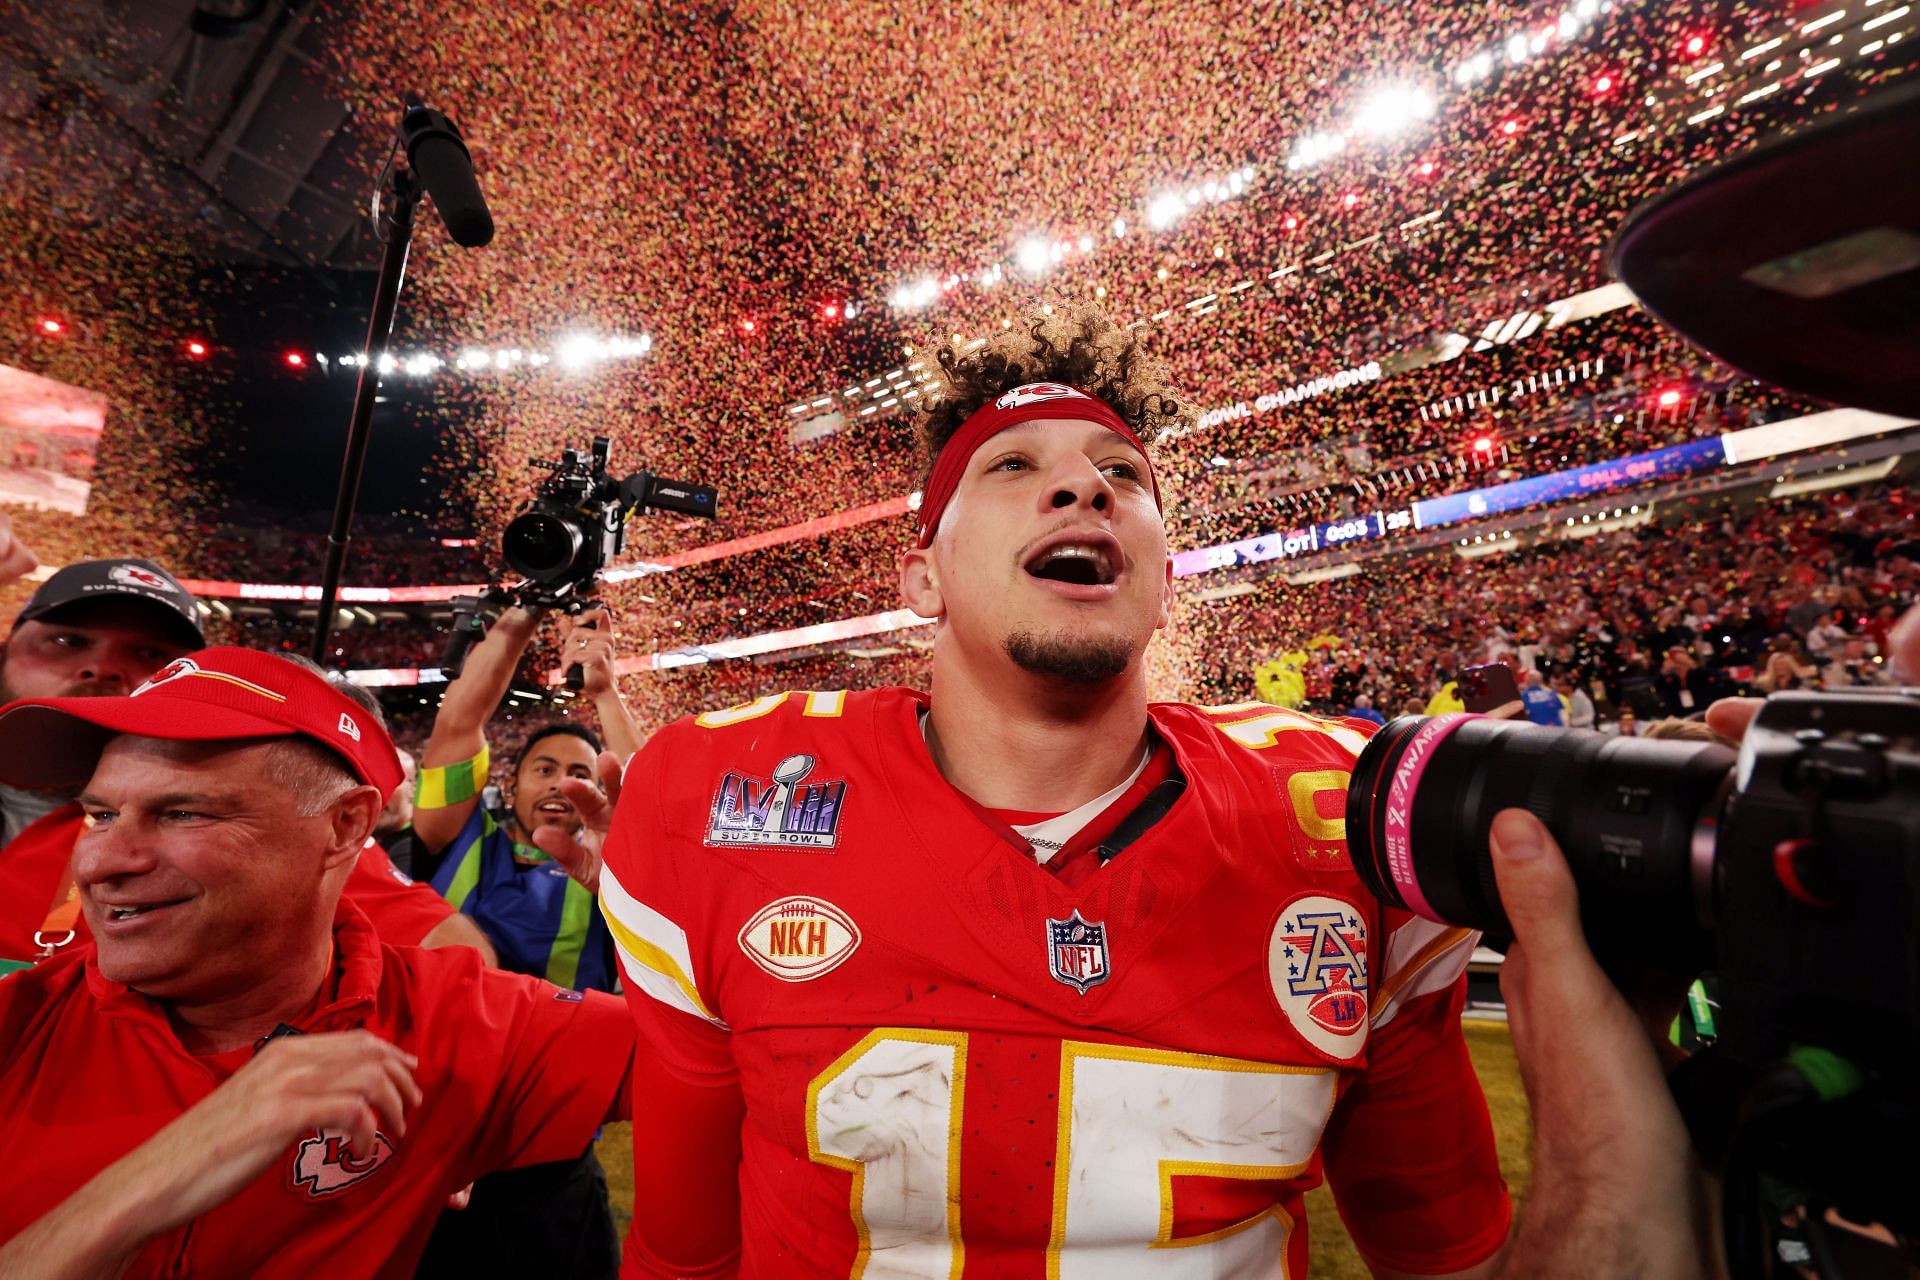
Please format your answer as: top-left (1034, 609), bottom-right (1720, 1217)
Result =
top-left (1287, 132), bottom-right (1346, 170)
top-left (184, 339), bottom-right (209, 358)
top-left (1016, 237), bottom-right (1051, 275)
top-left (1112, 217), bottom-right (1128, 237)
top-left (1146, 193), bottom-right (1185, 230)
top-left (556, 333), bottom-right (599, 370)
top-left (284, 351), bottom-right (305, 368)
top-left (889, 276), bottom-right (940, 311)
top-left (1352, 85), bottom-right (1436, 139)
top-left (37, 317), bottom-right (63, 335)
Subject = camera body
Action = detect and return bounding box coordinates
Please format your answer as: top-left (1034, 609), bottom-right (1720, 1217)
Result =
top-left (1712, 691), bottom-right (1920, 1080)
top-left (440, 438), bottom-right (718, 681)
top-left (502, 436), bottom-right (717, 596)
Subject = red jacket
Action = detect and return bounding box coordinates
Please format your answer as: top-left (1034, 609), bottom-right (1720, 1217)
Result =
top-left (0, 901), bottom-right (633, 1278)
top-left (0, 803), bottom-right (459, 964)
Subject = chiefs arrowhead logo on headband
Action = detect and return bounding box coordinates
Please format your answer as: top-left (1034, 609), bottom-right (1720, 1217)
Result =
top-left (994, 382), bottom-right (1089, 410)
top-left (916, 382), bottom-right (1162, 547)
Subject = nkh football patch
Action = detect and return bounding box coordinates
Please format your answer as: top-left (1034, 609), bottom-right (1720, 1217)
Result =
top-left (291, 1128), bottom-right (396, 1198)
top-left (738, 897), bottom-right (860, 981)
top-left (707, 753), bottom-right (847, 849)
top-left (1267, 895), bottom-right (1369, 1061)
top-left (1045, 909), bottom-right (1111, 995)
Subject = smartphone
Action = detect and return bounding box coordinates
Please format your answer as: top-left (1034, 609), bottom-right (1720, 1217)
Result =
top-left (1459, 663), bottom-right (1522, 714)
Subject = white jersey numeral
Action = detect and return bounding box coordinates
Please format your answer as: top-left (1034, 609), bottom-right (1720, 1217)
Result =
top-left (806, 1030), bottom-right (967, 1279)
top-left (806, 1032), bottom-right (1336, 1278)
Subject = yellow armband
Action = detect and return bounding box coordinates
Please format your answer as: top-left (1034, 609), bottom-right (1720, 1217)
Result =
top-left (415, 745), bottom-right (490, 809)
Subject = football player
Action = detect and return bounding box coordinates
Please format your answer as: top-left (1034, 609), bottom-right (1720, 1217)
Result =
top-left (587, 303), bottom-right (1512, 1280)
top-left (578, 302), bottom-right (1514, 1277)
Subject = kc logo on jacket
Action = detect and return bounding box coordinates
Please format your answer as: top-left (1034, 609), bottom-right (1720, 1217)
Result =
top-left (291, 1128), bottom-right (397, 1198)
top-left (1267, 895), bottom-right (1369, 1061)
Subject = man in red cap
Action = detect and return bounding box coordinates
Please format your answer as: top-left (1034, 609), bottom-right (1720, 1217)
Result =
top-left (0, 647), bottom-right (634, 1278)
top-left (0, 556), bottom-right (493, 970)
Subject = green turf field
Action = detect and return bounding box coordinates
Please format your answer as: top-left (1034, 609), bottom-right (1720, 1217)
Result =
top-left (596, 1019), bottom-right (1529, 1275)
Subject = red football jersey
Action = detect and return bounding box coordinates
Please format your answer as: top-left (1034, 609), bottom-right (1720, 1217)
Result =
top-left (603, 688), bottom-right (1509, 1278)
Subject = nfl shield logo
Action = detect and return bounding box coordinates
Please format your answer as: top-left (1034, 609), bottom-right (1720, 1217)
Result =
top-left (1045, 910), bottom-right (1111, 995)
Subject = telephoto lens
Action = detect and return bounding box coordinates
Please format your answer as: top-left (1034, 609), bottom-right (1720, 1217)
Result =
top-left (1346, 714), bottom-right (1735, 974)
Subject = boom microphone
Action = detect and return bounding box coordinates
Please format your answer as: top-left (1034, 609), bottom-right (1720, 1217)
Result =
top-left (400, 96), bottom-right (494, 248)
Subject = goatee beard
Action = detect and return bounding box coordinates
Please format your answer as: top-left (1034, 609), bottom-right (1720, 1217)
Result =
top-left (1003, 629), bottom-right (1133, 684)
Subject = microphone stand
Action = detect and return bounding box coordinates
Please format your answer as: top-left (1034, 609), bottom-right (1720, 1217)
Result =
top-left (310, 159), bottom-right (421, 664)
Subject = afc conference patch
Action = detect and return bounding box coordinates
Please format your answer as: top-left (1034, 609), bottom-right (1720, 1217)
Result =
top-left (1267, 894), bottom-right (1369, 1061)
top-left (1045, 909), bottom-right (1111, 995)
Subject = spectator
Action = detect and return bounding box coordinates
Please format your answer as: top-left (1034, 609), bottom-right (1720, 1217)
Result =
top-left (376, 748), bottom-right (420, 875)
top-left (0, 561), bottom-right (492, 971)
top-left (1519, 669), bottom-right (1564, 726)
top-left (1754, 649), bottom-right (1819, 694)
top-left (1655, 648), bottom-right (1729, 718)
top-left (1803, 609), bottom-right (1848, 657)
top-left (1821, 635), bottom-right (1891, 689)
top-left (408, 604), bottom-right (644, 1280)
top-left (0, 648), bottom-right (634, 1277)
top-left (0, 559), bottom-right (203, 848)
top-left (1347, 691), bottom-right (1386, 725)
top-left (1551, 672), bottom-right (1596, 729)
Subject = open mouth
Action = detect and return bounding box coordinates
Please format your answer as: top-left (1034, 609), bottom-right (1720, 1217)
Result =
top-left (1024, 539), bottom-right (1120, 587)
top-left (102, 899), bottom-right (189, 923)
top-left (534, 800), bottom-right (573, 818)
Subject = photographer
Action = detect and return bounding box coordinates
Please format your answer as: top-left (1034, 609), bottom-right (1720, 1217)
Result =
top-left (407, 602), bottom-right (641, 1280)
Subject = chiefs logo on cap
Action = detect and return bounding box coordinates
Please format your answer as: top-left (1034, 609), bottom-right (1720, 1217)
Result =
top-left (108, 564), bottom-right (177, 594)
top-left (132, 658), bottom-right (200, 696)
top-left (994, 382), bottom-right (1090, 410)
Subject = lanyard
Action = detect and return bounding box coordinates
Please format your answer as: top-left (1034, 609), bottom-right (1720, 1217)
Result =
top-left (33, 869), bottom-right (81, 959)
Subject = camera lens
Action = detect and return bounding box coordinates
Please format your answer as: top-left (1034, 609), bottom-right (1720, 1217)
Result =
top-left (1346, 715), bottom-right (1735, 974)
top-left (503, 511), bottom-right (584, 581)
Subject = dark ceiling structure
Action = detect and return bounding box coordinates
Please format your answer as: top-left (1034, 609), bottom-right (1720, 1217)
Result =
top-left (0, 0), bottom-right (380, 268)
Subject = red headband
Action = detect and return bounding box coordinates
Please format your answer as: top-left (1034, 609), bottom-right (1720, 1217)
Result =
top-left (914, 382), bottom-right (1161, 547)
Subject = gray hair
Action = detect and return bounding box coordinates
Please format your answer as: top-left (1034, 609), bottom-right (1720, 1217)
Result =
top-left (259, 654), bottom-right (390, 817)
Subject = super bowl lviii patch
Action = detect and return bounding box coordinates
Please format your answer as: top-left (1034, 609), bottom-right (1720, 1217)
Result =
top-left (707, 753), bottom-right (846, 850)
top-left (1267, 894), bottom-right (1369, 1061)
top-left (1046, 910), bottom-right (1111, 995)
top-left (737, 897), bottom-right (860, 981)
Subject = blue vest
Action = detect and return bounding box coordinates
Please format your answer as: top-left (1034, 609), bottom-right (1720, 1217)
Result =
top-left (430, 808), bottom-right (614, 992)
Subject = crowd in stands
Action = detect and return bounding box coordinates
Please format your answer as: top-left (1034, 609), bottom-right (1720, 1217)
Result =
top-left (1178, 484), bottom-right (1917, 723)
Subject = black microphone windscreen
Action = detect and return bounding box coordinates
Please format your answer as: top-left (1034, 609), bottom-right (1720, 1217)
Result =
top-left (405, 123), bottom-right (495, 248)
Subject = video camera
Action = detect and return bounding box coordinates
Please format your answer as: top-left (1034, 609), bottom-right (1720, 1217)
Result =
top-left (1346, 694), bottom-right (1919, 1273)
top-left (502, 437), bottom-right (716, 593)
top-left (440, 436), bottom-right (718, 682)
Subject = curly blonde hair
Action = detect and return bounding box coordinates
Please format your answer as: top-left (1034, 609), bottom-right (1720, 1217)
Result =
top-left (913, 299), bottom-right (1195, 480)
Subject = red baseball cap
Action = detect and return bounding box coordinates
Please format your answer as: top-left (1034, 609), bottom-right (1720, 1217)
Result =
top-left (0, 646), bottom-right (403, 798)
